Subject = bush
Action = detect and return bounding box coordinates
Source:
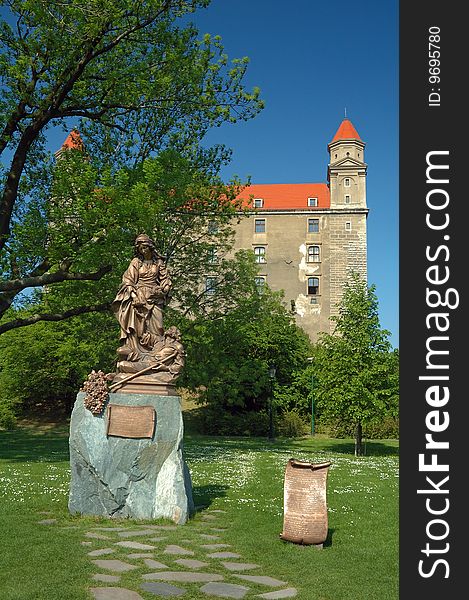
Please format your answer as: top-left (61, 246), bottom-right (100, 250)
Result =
top-left (0, 396), bottom-right (18, 429)
top-left (194, 406), bottom-right (270, 436)
top-left (275, 410), bottom-right (308, 438)
top-left (314, 415), bottom-right (399, 439)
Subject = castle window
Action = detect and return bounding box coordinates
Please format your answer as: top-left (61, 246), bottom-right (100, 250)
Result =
top-left (307, 245), bottom-right (320, 262)
top-left (254, 276), bottom-right (266, 292)
top-left (344, 178), bottom-right (351, 187)
top-left (208, 247), bottom-right (218, 264)
top-left (307, 277), bottom-right (319, 295)
top-left (308, 218), bottom-right (319, 233)
top-left (253, 198), bottom-right (264, 208)
top-left (208, 221), bottom-right (218, 234)
top-left (345, 194), bottom-right (351, 204)
top-left (345, 221), bottom-right (352, 231)
top-left (307, 197), bottom-right (318, 207)
top-left (205, 277), bottom-right (217, 295)
top-left (255, 218), bottom-right (266, 233)
top-left (254, 246), bottom-right (266, 263)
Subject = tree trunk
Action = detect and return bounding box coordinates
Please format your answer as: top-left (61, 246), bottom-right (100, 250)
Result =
top-left (355, 422), bottom-right (364, 456)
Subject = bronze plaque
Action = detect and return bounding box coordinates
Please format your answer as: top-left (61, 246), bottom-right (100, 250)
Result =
top-left (106, 404), bottom-right (156, 439)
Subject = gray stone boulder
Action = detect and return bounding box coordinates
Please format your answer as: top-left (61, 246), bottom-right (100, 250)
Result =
top-left (68, 392), bottom-right (193, 523)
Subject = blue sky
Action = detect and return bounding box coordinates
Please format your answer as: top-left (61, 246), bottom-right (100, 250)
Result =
top-left (191, 0), bottom-right (399, 348)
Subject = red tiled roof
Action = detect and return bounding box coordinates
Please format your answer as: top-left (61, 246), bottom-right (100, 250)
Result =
top-left (235, 183), bottom-right (330, 209)
top-left (61, 129), bottom-right (84, 151)
top-left (331, 118), bottom-right (361, 142)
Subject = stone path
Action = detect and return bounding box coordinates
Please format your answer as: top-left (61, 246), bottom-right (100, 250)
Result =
top-left (40, 508), bottom-right (299, 599)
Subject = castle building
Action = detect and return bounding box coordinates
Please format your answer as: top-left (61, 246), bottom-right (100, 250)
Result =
top-left (231, 118), bottom-right (368, 341)
top-left (56, 119), bottom-right (368, 342)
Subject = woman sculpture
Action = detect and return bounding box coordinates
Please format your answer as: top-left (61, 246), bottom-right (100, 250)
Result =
top-left (112, 234), bottom-right (171, 364)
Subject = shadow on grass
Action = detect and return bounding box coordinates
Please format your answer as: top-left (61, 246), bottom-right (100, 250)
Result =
top-left (184, 433), bottom-right (399, 458)
top-left (0, 427), bottom-right (70, 463)
top-left (324, 527), bottom-right (336, 548)
top-left (322, 441), bottom-right (399, 456)
top-left (192, 484), bottom-right (229, 511)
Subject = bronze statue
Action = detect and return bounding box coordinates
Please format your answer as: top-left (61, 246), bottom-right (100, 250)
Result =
top-left (112, 233), bottom-right (171, 359)
top-left (110, 234), bottom-right (185, 394)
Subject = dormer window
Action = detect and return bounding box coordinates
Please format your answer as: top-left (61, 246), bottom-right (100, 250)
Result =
top-left (307, 197), bottom-right (318, 207)
top-left (253, 198), bottom-right (264, 208)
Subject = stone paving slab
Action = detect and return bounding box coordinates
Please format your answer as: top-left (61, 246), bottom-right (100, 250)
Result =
top-left (163, 545), bottom-right (195, 555)
top-left (81, 541), bottom-right (93, 546)
top-left (37, 518), bottom-right (57, 525)
top-left (201, 543), bottom-right (231, 550)
top-left (91, 559), bottom-right (139, 572)
top-left (90, 587), bottom-right (144, 600)
top-left (199, 534), bottom-right (221, 540)
top-left (148, 536), bottom-right (166, 542)
top-left (141, 582), bottom-right (186, 597)
top-left (257, 589), bottom-right (298, 599)
top-left (127, 553), bottom-right (155, 559)
top-left (115, 541), bottom-right (156, 550)
top-left (92, 574), bottom-right (121, 583)
top-left (94, 527), bottom-right (128, 531)
top-left (88, 548), bottom-right (116, 557)
top-left (142, 571), bottom-right (224, 583)
top-left (118, 529), bottom-right (160, 538)
top-left (143, 525), bottom-right (178, 530)
top-left (200, 582), bottom-right (250, 599)
top-left (221, 562), bottom-right (260, 572)
top-left (207, 552), bottom-right (242, 559)
top-left (143, 559), bottom-right (170, 569)
top-left (174, 558), bottom-right (209, 569)
top-left (86, 532), bottom-right (112, 540)
top-left (234, 575), bottom-right (287, 587)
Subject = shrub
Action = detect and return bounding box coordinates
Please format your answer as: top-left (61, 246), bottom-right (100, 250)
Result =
top-left (275, 410), bottom-right (308, 438)
top-left (195, 406), bottom-right (270, 436)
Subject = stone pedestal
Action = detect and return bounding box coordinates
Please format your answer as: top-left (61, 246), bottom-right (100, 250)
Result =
top-left (68, 391), bottom-right (194, 524)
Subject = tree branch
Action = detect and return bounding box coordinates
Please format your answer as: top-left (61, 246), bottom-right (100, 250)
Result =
top-left (0, 302), bottom-right (112, 335)
top-left (0, 264), bottom-right (112, 293)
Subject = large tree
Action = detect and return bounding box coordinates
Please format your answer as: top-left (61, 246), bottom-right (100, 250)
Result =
top-left (312, 273), bottom-right (397, 455)
top-left (0, 0), bottom-right (263, 330)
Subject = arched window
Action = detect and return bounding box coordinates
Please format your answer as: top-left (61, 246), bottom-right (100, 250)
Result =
top-left (254, 246), bottom-right (266, 263)
top-left (307, 245), bottom-right (320, 262)
top-left (307, 277), bottom-right (319, 295)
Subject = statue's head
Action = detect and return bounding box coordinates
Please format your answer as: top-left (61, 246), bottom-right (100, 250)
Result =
top-left (134, 233), bottom-right (158, 259)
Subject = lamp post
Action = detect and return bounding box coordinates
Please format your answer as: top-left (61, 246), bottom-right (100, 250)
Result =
top-left (307, 357), bottom-right (315, 436)
top-left (268, 364), bottom-right (276, 440)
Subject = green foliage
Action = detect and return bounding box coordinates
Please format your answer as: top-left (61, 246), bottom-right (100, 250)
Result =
top-left (181, 285), bottom-right (314, 423)
top-left (275, 409), bottom-right (308, 438)
top-left (0, 312), bottom-right (117, 417)
top-left (0, 0), bottom-right (264, 331)
top-left (313, 273), bottom-right (398, 452)
top-left (191, 406), bottom-right (270, 437)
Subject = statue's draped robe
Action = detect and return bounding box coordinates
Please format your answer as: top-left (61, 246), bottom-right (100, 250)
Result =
top-left (112, 257), bottom-right (171, 360)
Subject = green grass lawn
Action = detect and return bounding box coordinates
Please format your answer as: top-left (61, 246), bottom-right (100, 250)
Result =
top-left (0, 423), bottom-right (398, 599)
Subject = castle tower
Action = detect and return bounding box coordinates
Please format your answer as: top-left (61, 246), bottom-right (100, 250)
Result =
top-left (327, 118), bottom-right (368, 314)
top-left (328, 118), bottom-right (367, 209)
